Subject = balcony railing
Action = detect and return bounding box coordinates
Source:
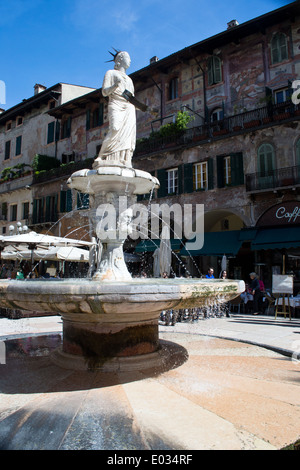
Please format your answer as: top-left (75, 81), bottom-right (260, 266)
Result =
top-left (28, 213), bottom-right (59, 226)
top-left (246, 165), bottom-right (300, 192)
top-left (32, 158), bottom-right (94, 185)
top-left (134, 100), bottom-right (300, 157)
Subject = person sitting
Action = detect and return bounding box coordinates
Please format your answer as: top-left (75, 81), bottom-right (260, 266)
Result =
top-left (206, 267), bottom-right (215, 279)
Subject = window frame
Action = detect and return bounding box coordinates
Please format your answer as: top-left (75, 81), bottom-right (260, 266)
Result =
top-left (207, 56), bottom-right (222, 86)
top-left (10, 203), bottom-right (17, 222)
top-left (193, 162), bottom-right (208, 191)
top-left (271, 32), bottom-right (288, 65)
top-left (258, 143), bottom-right (275, 176)
top-left (168, 77), bottom-right (179, 101)
top-left (166, 167), bottom-right (178, 194)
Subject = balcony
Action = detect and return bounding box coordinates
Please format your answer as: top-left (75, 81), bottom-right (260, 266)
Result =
top-left (134, 100), bottom-right (300, 158)
top-left (246, 165), bottom-right (300, 193)
top-left (32, 158), bottom-right (94, 185)
top-left (28, 213), bottom-right (59, 227)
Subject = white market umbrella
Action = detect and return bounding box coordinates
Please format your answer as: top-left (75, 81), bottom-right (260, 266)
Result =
top-left (159, 226), bottom-right (172, 277)
top-left (1, 246), bottom-right (89, 262)
top-left (0, 231), bottom-right (93, 266)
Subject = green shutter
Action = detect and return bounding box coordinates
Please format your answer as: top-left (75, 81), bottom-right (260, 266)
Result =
top-left (32, 200), bottom-right (37, 224)
top-left (5, 141), bottom-right (10, 160)
top-left (178, 165), bottom-right (183, 194)
top-left (66, 189), bottom-right (72, 212)
top-left (86, 109), bottom-right (91, 130)
top-left (45, 196), bottom-right (51, 222)
top-left (99, 103), bottom-right (104, 126)
top-left (231, 153), bottom-right (244, 186)
top-left (207, 158), bottom-right (214, 190)
top-left (54, 194), bottom-right (58, 218)
top-left (208, 57), bottom-right (213, 86)
top-left (15, 136), bottom-right (22, 156)
top-left (60, 191), bottom-right (66, 212)
top-left (216, 155), bottom-right (224, 188)
top-left (47, 122), bottom-right (55, 144)
top-left (55, 120), bottom-right (60, 141)
top-left (67, 117), bottom-right (71, 137)
top-left (157, 169), bottom-right (167, 198)
top-left (214, 57), bottom-right (222, 83)
top-left (184, 163), bottom-right (194, 193)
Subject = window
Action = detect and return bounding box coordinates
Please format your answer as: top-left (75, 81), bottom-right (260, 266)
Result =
top-left (60, 190), bottom-right (73, 213)
top-left (211, 108), bottom-right (224, 122)
top-left (5, 141), bottom-right (10, 160)
top-left (166, 168), bottom-right (178, 194)
top-left (258, 144), bottom-right (275, 176)
top-left (271, 32), bottom-right (288, 64)
top-left (47, 121), bottom-right (55, 144)
top-left (16, 116), bottom-right (23, 126)
top-left (208, 56), bottom-right (222, 86)
top-left (15, 136), bottom-right (22, 156)
top-left (274, 87), bottom-right (292, 104)
top-left (62, 153), bottom-right (75, 164)
top-left (86, 104), bottom-right (104, 130)
top-left (10, 204), bottom-right (17, 222)
top-left (5, 121), bottom-right (12, 131)
top-left (61, 117), bottom-right (71, 139)
top-left (223, 156), bottom-right (231, 185)
top-left (193, 162), bottom-right (208, 190)
top-left (216, 153), bottom-right (244, 187)
top-left (22, 202), bottom-right (29, 220)
top-left (168, 78), bottom-right (178, 100)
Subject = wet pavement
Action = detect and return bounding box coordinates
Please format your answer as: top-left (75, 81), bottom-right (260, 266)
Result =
top-left (0, 313), bottom-right (299, 450)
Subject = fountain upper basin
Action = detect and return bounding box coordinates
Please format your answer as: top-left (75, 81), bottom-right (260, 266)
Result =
top-left (67, 166), bottom-right (160, 195)
top-left (0, 278), bottom-right (245, 320)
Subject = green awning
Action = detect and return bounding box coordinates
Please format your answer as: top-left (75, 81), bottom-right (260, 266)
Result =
top-left (239, 228), bottom-right (258, 241)
top-left (180, 230), bottom-right (243, 256)
top-left (135, 239), bottom-right (183, 253)
top-left (251, 226), bottom-right (300, 250)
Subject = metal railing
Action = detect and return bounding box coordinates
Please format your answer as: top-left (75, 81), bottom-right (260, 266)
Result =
top-left (245, 165), bottom-right (300, 192)
top-left (134, 100), bottom-right (300, 157)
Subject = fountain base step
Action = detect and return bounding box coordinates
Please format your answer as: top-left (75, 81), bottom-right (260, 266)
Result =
top-left (51, 340), bottom-right (187, 372)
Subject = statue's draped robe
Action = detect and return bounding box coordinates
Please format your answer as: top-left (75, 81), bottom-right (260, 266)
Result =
top-left (95, 69), bottom-right (136, 167)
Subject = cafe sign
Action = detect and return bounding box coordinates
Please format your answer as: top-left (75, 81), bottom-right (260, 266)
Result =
top-left (256, 201), bottom-right (300, 227)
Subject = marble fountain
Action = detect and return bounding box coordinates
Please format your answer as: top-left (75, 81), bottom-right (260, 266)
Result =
top-left (0, 51), bottom-right (244, 372)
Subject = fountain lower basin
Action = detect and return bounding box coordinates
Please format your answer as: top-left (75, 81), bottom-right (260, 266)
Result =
top-left (0, 278), bottom-right (244, 371)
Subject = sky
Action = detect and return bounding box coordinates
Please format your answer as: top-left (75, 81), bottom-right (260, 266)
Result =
top-left (0, 0), bottom-right (293, 111)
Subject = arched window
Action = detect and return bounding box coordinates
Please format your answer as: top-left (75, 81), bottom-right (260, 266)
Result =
top-left (258, 143), bottom-right (275, 176)
top-left (271, 33), bottom-right (288, 64)
top-left (207, 56), bottom-right (222, 86)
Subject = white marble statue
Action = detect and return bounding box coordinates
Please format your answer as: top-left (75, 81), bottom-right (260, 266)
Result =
top-left (94, 51), bottom-right (136, 169)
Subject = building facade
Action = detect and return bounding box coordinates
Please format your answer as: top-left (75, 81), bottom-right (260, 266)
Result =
top-left (1, 2), bottom-right (300, 288)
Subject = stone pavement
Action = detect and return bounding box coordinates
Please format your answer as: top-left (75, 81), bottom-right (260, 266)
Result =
top-left (0, 313), bottom-right (300, 450)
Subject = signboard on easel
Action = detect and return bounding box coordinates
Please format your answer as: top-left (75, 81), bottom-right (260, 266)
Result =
top-left (272, 274), bottom-right (293, 294)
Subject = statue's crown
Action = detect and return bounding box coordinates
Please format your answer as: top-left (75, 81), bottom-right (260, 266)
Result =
top-left (106, 48), bottom-right (121, 63)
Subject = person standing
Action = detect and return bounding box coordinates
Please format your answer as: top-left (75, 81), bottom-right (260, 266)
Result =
top-left (249, 272), bottom-right (261, 314)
